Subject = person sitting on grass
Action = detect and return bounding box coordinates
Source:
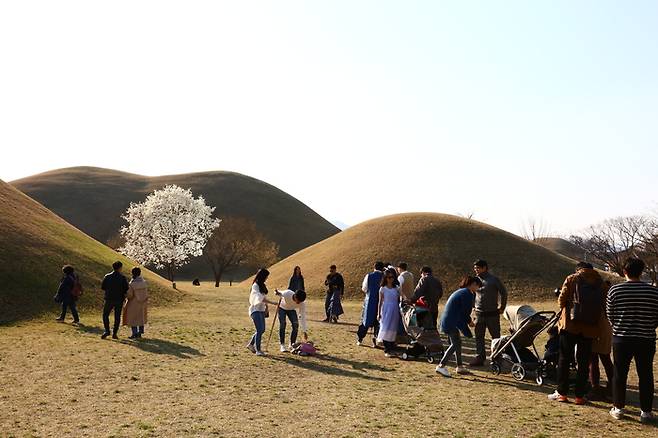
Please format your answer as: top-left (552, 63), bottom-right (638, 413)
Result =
top-left (247, 268), bottom-right (279, 356)
top-left (275, 289), bottom-right (308, 352)
top-left (435, 275), bottom-right (480, 377)
top-left (376, 268), bottom-right (401, 358)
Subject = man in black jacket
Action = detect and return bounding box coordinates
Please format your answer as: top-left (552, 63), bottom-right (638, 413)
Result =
top-left (410, 266), bottom-right (444, 328)
top-left (101, 261), bottom-right (129, 339)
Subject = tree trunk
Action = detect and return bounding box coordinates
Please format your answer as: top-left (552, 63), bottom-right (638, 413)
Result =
top-left (214, 269), bottom-right (224, 288)
top-left (167, 264), bottom-right (176, 289)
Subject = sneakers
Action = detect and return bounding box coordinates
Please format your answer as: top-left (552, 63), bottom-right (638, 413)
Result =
top-left (112, 333), bottom-right (118, 340)
top-left (246, 343), bottom-right (256, 353)
top-left (574, 397), bottom-right (587, 406)
top-left (280, 344), bottom-right (288, 353)
top-left (356, 339), bottom-right (363, 346)
top-left (435, 365), bottom-right (451, 377)
top-left (55, 317), bottom-right (65, 322)
top-left (101, 332), bottom-right (110, 339)
top-left (547, 391), bottom-right (568, 402)
top-left (609, 407), bottom-right (625, 420)
top-left (640, 411), bottom-right (654, 424)
top-left (384, 353), bottom-right (395, 358)
top-left (255, 351), bottom-right (267, 356)
top-left (456, 367), bottom-right (472, 375)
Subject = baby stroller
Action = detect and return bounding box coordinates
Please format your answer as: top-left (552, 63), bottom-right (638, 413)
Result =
top-left (399, 304), bottom-right (444, 363)
top-left (490, 305), bottom-right (559, 385)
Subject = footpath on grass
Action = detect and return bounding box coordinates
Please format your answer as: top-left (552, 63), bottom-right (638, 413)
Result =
top-left (0, 283), bottom-right (655, 438)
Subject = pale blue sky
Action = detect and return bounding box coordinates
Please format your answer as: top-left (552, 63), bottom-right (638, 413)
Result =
top-left (1, 1), bottom-right (656, 236)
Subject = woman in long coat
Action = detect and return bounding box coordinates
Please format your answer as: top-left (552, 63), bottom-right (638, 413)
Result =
top-left (123, 267), bottom-right (148, 339)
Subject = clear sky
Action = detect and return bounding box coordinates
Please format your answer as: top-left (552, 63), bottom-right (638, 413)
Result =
top-left (1, 1), bottom-right (656, 236)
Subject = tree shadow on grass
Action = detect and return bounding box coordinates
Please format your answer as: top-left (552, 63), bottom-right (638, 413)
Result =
top-left (267, 355), bottom-right (389, 382)
top-left (75, 323), bottom-right (203, 359)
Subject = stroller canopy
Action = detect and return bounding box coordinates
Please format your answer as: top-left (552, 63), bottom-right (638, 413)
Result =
top-left (503, 305), bottom-right (537, 332)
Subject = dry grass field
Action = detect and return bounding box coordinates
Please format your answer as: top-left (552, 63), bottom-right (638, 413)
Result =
top-left (1, 283), bottom-right (655, 438)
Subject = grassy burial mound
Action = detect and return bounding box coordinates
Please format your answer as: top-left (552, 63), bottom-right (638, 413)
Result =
top-left (12, 166), bottom-right (340, 279)
top-left (258, 213), bottom-right (579, 301)
top-left (535, 237), bottom-right (587, 262)
top-left (0, 180), bottom-right (179, 323)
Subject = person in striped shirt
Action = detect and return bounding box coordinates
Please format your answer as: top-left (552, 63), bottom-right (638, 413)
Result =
top-left (606, 257), bottom-right (658, 424)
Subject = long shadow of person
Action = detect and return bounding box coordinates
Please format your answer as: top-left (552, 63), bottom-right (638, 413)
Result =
top-left (267, 355), bottom-right (389, 382)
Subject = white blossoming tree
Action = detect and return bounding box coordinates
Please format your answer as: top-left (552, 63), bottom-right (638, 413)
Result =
top-left (119, 185), bottom-right (221, 288)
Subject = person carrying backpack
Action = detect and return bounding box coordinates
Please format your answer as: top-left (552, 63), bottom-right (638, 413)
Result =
top-left (55, 265), bottom-right (81, 324)
top-left (548, 261), bottom-right (608, 405)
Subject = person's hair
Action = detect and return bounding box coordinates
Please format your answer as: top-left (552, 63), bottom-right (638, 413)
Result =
top-left (374, 261), bottom-right (385, 271)
top-left (62, 265), bottom-right (74, 275)
top-left (329, 265), bottom-right (337, 271)
top-left (381, 268), bottom-right (400, 287)
top-left (253, 268), bottom-right (270, 294)
top-left (112, 261), bottom-right (123, 271)
top-left (623, 257), bottom-right (645, 278)
top-left (459, 275), bottom-right (483, 288)
top-left (547, 326), bottom-right (558, 337)
top-left (131, 267), bottom-right (141, 278)
top-left (421, 266), bottom-right (432, 274)
top-left (293, 266), bottom-right (303, 278)
top-left (397, 262), bottom-right (408, 270)
top-left (576, 261), bottom-right (593, 270)
top-left (473, 259), bottom-right (488, 268)
top-left (293, 290), bottom-right (307, 303)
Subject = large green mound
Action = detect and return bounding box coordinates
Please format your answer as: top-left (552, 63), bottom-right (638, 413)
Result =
top-left (257, 213), bottom-right (579, 300)
top-left (534, 237), bottom-right (587, 262)
top-left (0, 180), bottom-right (179, 323)
top-left (12, 167), bottom-right (339, 279)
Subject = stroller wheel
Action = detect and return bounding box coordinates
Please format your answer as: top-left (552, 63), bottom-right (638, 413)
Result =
top-left (401, 352), bottom-right (409, 360)
top-left (427, 355), bottom-right (435, 364)
top-left (535, 374), bottom-right (544, 386)
top-left (511, 364), bottom-right (526, 381)
top-left (490, 361), bottom-right (501, 375)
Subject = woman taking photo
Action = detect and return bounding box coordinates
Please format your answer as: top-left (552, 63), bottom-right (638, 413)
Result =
top-left (247, 268), bottom-right (278, 356)
top-left (435, 275), bottom-right (482, 377)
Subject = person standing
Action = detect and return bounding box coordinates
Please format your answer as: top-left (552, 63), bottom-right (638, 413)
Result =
top-left (589, 280), bottom-right (614, 401)
top-left (470, 259), bottom-right (508, 366)
top-left (101, 261), bottom-right (129, 339)
top-left (324, 265), bottom-right (344, 323)
top-left (377, 269), bottom-right (401, 357)
top-left (55, 265), bottom-right (80, 324)
top-left (123, 267), bottom-right (148, 339)
top-left (435, 276), bottom-right (481, 377)
top-left (247, 268), bottom-right (278, 356)
top-left (288, 266), bottom-right (305, 292)
top-left (409, 266), bottom-right (443, 329)
top-left (275, 289), bottom-right (308, 352)
top-left (356, 262), bottom-right (385, 346)
top-left (548, 261), bottom-right (607, 405)
top-left (607, 258), bottom-right (658, 423)
top-left (396, 262), bottom-right (415, 302)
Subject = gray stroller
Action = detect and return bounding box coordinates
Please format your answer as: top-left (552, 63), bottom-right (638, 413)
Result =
top-left (399, 304), bottom-right (444, 363)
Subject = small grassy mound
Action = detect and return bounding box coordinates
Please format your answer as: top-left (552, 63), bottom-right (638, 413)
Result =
top-left (535, 237), bottom-right (587, 261)
top-left (256, 213), bottom-right (580, 301)
top-left (11, 166), bottom-right (340, 279)
top-left (0, 180), bottom-right (180, 323)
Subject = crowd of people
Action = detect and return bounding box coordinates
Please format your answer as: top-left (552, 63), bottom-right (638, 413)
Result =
top-left (243, 257), bottom-right (658, 425)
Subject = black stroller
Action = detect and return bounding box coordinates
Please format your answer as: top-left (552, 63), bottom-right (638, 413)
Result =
top-left (490, 305), bottom-right (559, 385)
top-left (399, 304), bottom-right (444, 363)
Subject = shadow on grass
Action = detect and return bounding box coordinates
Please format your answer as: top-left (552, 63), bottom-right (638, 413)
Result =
top-left (267, 355), bottom-right (390, 382)
top-left (75, 323), bottom-right (203, 359)
top-left (310, 319), bottom-right (360, 327)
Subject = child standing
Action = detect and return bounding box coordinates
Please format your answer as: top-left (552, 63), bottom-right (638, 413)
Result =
top-left (377, 268), bottom-right (401, 358)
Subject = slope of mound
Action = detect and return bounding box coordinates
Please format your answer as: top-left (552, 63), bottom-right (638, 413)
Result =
top-left (0, 180), bottom-right (179, 323)
top-left (534, 237), bottom-right (586, 262)
top-left (257, 213), bottom-right (579, 301)
top-left (12, 167), bottom-right (340, 279)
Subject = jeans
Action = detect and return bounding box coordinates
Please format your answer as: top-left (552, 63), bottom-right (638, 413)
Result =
top-left (278, 308), bottom-right (299, 345)
top-left (589, 352), bottom-right (613, 389)
top-left (612, 337), bottom-right (656, 412)
top-left (439, 329), bottom-right (463, 367)
top-left (249, 311), bottom-right (266, 352)
top-left (557, 331), bottom-right (593, 397)
top-left (131, 326), bottom-right (145, 336)
top-left (102, 300), bottom-right (123, 335)
top-left (60, 300), bottom-right (79, 322)
top-left (357, 321), bottom-right (379, 342)
top-left (474, 313), bottom-right (500, 360)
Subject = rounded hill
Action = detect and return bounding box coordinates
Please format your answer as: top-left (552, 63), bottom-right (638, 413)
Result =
top-left (258, 213), bottom-right (578, 301)
top-left (0, 179), bottom-right (179, 323)
top-left (11, 167), bottom-right (340, 279)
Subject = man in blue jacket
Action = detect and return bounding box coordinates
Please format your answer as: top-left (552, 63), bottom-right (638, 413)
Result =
top-left (100, 261), bottom-right (129, 339)
top-left (356, 261), bottom-right (385, 346)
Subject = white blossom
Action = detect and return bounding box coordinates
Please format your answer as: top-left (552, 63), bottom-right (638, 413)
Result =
top-left (119, 185), bottom-right (221, 281)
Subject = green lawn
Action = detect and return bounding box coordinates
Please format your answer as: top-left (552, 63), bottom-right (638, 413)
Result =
top-left (0, 284), bottom-right (656, 437)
